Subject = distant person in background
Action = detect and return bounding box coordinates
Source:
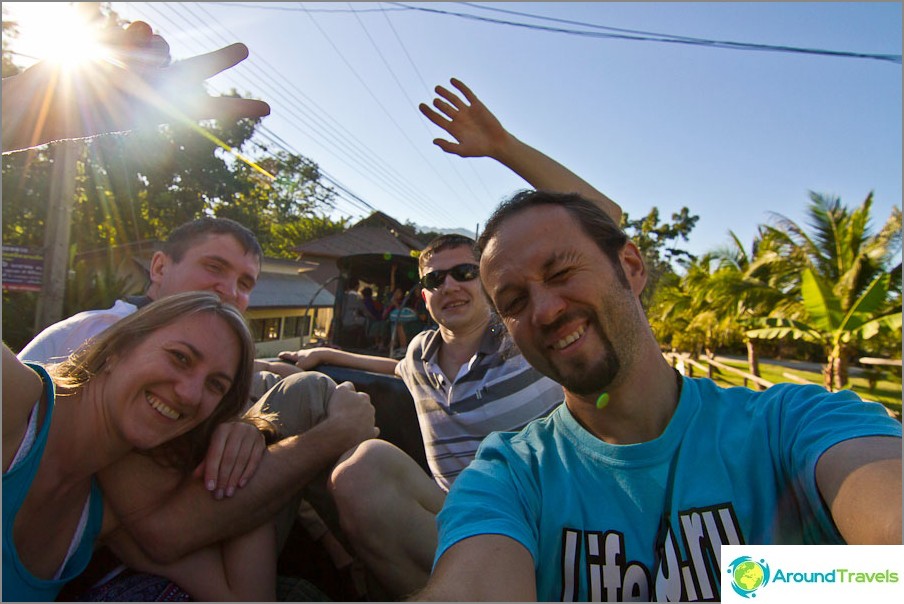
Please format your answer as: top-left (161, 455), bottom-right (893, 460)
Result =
top-left (338, 277), bottom-right (368, 349)
top-left (360, 287), bottom-right (387, 350)
top-left (360, 286), bottom-right (383, 322)
top-left (374, 286), bottom-right (405, 354)
top-left (279, 76), bottom-right (624, 598)
top-left (382, 286), bottom-right (406, 318)
top-left (384, 287), bottom-right (421, 352)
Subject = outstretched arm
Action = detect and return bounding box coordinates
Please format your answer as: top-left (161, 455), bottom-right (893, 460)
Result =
top-left (419, 77), bottom-right (621, 223)
top-left (815, 435), bottom-right (902, 544)
top-left (99, 380), bottom-right (378, 563)
top-left (412, 534), bottom-right (536, 601)
top-left (278, 347), bottom-right (400, 375)
top-left (2, 20), bottom-right (269, 153)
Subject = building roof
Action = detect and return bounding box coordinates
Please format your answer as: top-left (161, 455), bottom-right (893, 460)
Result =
top-left (294, 211), bottom-right (424, 259)
top-left (261, 256), bottom-right (320, 274)
top-left (249, 271), bottom-right (334, 309)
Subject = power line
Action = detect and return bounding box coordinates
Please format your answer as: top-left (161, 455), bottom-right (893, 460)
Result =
top-left (387, 2), bottom-right (902, 64)
top-left (297, 2), bottom-right (460, 225)
top-left (123, 1), bottom-right (452, 225)
top-left (345, 1), bottom-right (488, 217)
top-left (183, 1), bottom-right (434, 210)
top-left (257, 125), bottom-right (378, 216)
top-left (196, 1), bottom-right (901, 64)
top-left (204, 2), bottom-right (408, 14)
top-left (121, 2), bottom-right (371, 222)
top-left (376, 2), bottom-right (497, 207)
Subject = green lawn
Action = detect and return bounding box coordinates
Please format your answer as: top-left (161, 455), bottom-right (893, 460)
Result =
top-left (708, 359), bottom-right (902, 419)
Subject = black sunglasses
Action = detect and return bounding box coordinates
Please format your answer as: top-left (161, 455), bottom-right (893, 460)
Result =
top-left (420, 263), bottom-right (480, 291)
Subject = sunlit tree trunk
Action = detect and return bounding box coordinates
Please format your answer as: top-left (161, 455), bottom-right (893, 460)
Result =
top-left (746, 339), bottom-right (760, 377)
top-left (823, 344), bottom-right (851, 391)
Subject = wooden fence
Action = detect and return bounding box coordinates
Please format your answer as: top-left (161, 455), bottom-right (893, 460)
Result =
top-left (663, 352), bottom-right (776, 390)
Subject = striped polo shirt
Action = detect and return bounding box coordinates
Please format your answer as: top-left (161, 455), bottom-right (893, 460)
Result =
top-left (396, 322), bottom-right (564, 491)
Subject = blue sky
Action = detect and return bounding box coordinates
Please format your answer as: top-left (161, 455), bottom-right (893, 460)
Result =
top-left (5, 2), bottom-right (901, 259)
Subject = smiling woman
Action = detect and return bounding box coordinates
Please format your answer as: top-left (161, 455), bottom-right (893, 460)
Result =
top-left (1, 292), bottom-right (279, 601)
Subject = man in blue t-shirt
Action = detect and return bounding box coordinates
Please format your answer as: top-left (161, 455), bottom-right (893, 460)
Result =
top-left (414, 190), bottom-right (902, 601)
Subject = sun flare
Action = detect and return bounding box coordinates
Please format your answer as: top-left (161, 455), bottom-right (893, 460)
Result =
top-left (3, 2), bottom-right (110, 69)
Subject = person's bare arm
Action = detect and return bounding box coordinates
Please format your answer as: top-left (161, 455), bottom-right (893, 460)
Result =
top-left (2, 344), bottom-right (46, 468)
top-left (254, 358), bottom-right (303, 379)
top-left (412, 534), bottom-right (536, 601)
top-left (105, 519), bottom-right (277, 601)
top-left (815, 435), bottom-right (902, 544)
top-left (278, 347), bottom-right (400, 375)
top-left (99, 382), bottom-right (378, 563)
top-left (420, 77), bottom-right (621, 223)
top-left (2, 21), bottom-right (269, 154)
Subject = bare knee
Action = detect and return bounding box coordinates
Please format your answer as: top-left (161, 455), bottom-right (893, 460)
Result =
top-left (330, 440), bottom-right (402, 500)
top-left (330, 440), bottom-right (413, 535)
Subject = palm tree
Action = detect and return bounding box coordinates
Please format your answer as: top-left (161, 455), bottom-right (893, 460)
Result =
top-left (745, 192), bottom-right (902, 389)
top-left (649, 250), bottom-right (759, 362)
top-left (707, 230), bottom-right (803, 376)
top-left (746, 269), bottom-right (902, 390)
top-left (650, 230), bottom-right (798, 377)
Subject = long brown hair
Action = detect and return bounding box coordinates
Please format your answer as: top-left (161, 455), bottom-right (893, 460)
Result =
top-left (49, 291), bottom-right (255, 472)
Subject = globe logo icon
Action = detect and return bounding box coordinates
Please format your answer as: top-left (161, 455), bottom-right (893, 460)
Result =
top-left (726, 556), bottom-right (770, 598)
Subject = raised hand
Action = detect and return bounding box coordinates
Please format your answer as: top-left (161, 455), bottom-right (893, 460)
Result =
top-left (2, 20), bottom-right (270, 153)
top-left (419, 76), bottom-right (623, 222)
top-left (418, 77), bottom-right (509, 159)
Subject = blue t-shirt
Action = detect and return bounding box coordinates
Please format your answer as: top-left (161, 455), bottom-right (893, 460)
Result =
top-left (3, 363), bottom-right (104, 602)
top-left (435, 377), bottom-right (902, 601)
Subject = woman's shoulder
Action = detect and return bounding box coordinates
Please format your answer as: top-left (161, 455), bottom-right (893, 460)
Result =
top-left (3, 349), bottom-right (51, 469)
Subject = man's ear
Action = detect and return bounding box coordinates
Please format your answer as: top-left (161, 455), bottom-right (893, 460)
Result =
top-left (620, 241), bottom-right (647, 295)
top-left (421, 288), bottom-right (427, 302)
top-left (148, 251), bottom-right (169, 286)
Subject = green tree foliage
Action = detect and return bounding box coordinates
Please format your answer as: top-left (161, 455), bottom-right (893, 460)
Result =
top-left (648, 256), bottom-right (722, 357)
top-left (1, 4), bottom-right (347, 346)
top-left (620, 206), bottom-right (699, 305)
top-left (741, 192), bottom-right (900, 389)
top-left (648, 192), bottom-right (901, 390)
top-left (2, 13), bottom-right (21, 78)
top-left (222, 144), bottom-right (345, 257)
top-left (746, 269), bottom-right (902, 391)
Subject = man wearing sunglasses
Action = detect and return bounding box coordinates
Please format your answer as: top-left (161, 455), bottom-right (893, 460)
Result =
top-left (278, 78), bottom-right (623, 598)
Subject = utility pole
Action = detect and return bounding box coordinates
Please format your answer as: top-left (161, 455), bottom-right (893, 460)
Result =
top-left (34, 139), bottom-right (81, 333)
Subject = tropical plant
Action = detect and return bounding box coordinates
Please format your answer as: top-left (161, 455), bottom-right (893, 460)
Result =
top-left (650, 231), bottom-right (793, 374)
top-left (621, 206), bottom-right (699, 305)
top-left (649, 254), bottom-right (735, 358)
top-left (743, 192), bottom-right (901, 389)
top-left (746, 268), bottom-right (902, 390)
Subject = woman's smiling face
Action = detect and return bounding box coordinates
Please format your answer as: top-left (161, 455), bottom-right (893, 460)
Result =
top-left (102, 311), bottom-right (241, 450)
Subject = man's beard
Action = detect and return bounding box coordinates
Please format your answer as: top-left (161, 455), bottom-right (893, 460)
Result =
top-left (539, 312), bottom-right (621, 396)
